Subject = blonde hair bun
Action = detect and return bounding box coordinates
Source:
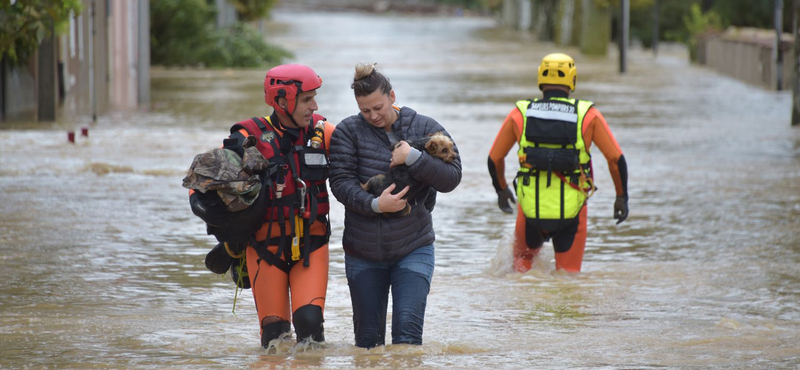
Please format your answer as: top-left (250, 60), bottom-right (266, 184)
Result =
top-left (354, 63), bottom-right (377, 81)
top-left (351, 62), bottom-right (392, 96)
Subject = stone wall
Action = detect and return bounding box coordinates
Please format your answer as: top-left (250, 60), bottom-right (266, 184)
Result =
top-left (699, 28), bottom-right (793, 90)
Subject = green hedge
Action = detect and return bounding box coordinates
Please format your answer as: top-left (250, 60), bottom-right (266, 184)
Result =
top-left (150, 0), bottom-right (291, 68)
top-left (628, 0), bottom-right (788, 49)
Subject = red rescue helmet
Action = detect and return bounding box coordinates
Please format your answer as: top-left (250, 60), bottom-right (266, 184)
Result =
top-left (264, 64), bottom-right (322, 115)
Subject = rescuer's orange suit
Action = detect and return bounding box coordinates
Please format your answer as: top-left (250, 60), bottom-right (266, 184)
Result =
top-left (488, 90), bottom-right (628, 272)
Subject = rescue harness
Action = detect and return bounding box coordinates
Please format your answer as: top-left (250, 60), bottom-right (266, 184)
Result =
top-left (232, 113), bottom-right (331, 275)
top-left (515, 98), bottom-right (596, 221)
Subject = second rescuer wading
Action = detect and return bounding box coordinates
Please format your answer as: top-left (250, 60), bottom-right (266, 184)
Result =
top-left (488, 53), bottom-right (630, 273)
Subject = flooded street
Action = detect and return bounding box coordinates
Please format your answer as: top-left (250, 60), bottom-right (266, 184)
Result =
top-left (2, 8), bottom-right (800, 369)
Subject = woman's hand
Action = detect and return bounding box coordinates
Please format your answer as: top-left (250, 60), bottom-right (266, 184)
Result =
top-left (390, 141), bottom-right (411, 168)
top-left (377, 183), bottom-right (410, 212)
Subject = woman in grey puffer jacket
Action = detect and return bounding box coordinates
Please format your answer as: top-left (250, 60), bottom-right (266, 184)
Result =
top-left (329, 63), bottom-right (461, 348)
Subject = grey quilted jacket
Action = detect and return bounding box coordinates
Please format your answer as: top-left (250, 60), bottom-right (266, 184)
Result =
top-left (329, 106), bottom-right (461, 262)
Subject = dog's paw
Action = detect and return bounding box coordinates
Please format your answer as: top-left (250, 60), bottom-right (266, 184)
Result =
top-left (361, 174), bottom-right (386, 194)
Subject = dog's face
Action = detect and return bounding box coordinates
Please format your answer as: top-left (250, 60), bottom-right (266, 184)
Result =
top-left (424, 132), bottom-right (457, 163)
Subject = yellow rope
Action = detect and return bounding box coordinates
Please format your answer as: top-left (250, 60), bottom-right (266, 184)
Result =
top-left (232, 279), bottom-right (241, 314)
top-left (231, 256), bottom-right (247, 314)
top-left (224, 242), bottom-right (246, 259)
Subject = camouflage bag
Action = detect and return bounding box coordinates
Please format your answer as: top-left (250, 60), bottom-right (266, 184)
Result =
top-left (184, 135), bottom-right (274, 245)
top-left (182, 136), bottom-right (269, 212)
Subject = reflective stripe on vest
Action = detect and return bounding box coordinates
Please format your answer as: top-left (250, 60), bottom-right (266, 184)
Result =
top-left (515, 98), bottom-right (593, 220)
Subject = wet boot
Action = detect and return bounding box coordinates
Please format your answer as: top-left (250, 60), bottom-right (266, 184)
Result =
top-left (261, 320), bottom-right (291, 348)
top-left (293, 305), bottom-right (325, 342)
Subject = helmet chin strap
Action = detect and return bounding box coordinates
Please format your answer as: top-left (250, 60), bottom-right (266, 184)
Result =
top-left (275, 97), bottom-right (302, 129)
top-left (283, 107), bottom-right (302, 129)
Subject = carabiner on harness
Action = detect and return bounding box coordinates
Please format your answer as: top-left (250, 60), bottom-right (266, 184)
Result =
top-left (578, 167), bottom-right (597, 199)
top-left (291, 178), bottom-right (308, 261)
top-left (296, 178), bottom-right (307, 214)
top-left (291, 214), bottom-right (303, 261)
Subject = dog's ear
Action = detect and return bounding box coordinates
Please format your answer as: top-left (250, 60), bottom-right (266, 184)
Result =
top-left (424, 139), bottom-right (439, 155)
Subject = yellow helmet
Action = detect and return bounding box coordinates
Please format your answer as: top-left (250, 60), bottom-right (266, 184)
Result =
top-left (538, 53), bottom-right (577, 92)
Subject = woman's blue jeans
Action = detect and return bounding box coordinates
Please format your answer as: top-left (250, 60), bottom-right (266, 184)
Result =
top-left (345, 244), bottom-right (435, 348)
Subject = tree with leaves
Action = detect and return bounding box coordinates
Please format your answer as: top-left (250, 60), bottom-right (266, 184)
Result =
top-left (150, 0), bottom-right (290, 67)
top-left (227, 0), bottom-right (278, 22)
top-left (0, 0), bottom-right (82, 64)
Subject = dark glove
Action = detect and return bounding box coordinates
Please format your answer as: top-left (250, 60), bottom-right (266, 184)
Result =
top-left (614, 195), bottom-right (629, 224)
top-left (497, 187), bottom-right (516, 214)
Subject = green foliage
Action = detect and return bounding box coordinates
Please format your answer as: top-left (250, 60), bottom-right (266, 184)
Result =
top-left (199, 23), bottom-right (292, 68)
top-left (430, 0), bottom-right (499, 11)
top-left (681, 3), bottom-right (722, 60)
top-left (150, 0), bottom-right (291, 68)
top-left (711, 0), bottom-right (773, 29)
top-left (626, 0), bottom-right (694, 48)
top-left (600, 0), bottom-right (653, 10)
top-left (150, 0), bottom-right (212, 66)
top-left (656, 1), bottom-right (722, 55)
top-left (0, 0), bottom-right (82, 64)
top-left (626, 0), bottom-right (785, 50)
top-left (228, 0), bottom-right (277, 22)
top-left (682, 3), bottom-right (722, 41)
top-left (481, 0), bottom-right (504, 12)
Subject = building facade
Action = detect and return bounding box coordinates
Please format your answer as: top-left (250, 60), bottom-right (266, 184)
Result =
top-left (1, 0), bottom-right (150, 122)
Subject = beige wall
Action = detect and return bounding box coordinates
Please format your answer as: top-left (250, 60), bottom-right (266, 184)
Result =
top-left (1, 0), bottom-right (148, 122)
top-left (109, 0), bottom-right (139, 109)
top-left (58, 0), bottom-right (110, 119)
top-left (2, 57), bottom-right (37, 120)
top-left (700, 28), bottom-right (794, 91)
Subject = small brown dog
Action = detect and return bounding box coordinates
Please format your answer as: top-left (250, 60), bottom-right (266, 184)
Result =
top-left (361, 132), bottom-right (456, 217)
